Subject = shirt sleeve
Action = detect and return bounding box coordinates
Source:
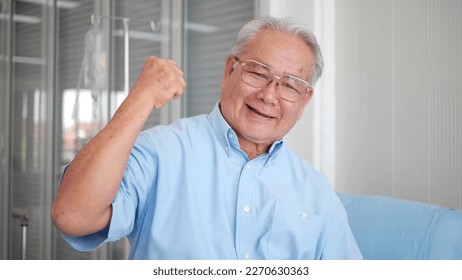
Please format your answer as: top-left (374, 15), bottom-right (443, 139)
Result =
top-left (62, 226), bottom-right (109, 251)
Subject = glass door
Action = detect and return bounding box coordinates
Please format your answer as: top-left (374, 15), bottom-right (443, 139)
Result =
top-left (8, 0), bottom-right (55, 260)
top-left (0, 0), bottom-right (12, 260)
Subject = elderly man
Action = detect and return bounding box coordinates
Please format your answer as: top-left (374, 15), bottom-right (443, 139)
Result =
top-left (52, 16), bottom-right (362, 260)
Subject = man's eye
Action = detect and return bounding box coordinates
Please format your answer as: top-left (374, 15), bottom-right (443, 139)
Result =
top-left (249, 71), bottom-right (268, 79)
top-left (281, 82), bottom-right (298, 92)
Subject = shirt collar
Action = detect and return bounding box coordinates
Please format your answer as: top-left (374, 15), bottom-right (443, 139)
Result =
top-left (208, 102), bottom-right (284, 161)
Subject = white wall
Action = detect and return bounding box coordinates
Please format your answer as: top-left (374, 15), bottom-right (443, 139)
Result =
top-left (334, 0), bottom-right (462, 208)
top-left (265, 0), bottom-right (462, 208)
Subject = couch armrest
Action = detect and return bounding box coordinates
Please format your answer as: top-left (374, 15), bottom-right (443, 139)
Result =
top-left (337, 192), bottom-right (462, 260)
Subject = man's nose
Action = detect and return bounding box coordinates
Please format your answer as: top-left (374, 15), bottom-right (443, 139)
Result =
top-left (256, 79), bottom-right (279, 104)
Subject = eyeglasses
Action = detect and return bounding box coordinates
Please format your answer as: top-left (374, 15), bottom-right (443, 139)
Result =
top-left (234, 57), bottom-right (312, 103)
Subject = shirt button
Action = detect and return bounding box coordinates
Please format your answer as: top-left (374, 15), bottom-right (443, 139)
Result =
top-left (243, 205), bottom-right (250, 213)
top-left (243, 253), bottom-right (251, 259)
top-left (247, 164), bottom-right (252, 169)
top-left (300, 212), bottom-right (308, 220)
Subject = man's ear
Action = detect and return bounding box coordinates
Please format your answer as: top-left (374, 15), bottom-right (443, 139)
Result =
top-left (221, 55), bottom-right (237, 90)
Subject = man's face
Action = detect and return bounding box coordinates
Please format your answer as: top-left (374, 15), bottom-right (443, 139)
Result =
top-left (220, 29), bottom-right (315, 149)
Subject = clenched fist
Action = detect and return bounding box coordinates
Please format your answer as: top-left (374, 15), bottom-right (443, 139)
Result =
top-left (130, 56), bottom-right (186, 109)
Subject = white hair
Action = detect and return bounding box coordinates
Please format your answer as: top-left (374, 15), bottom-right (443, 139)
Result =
top-left (231, 16), bottom-right (324, 86)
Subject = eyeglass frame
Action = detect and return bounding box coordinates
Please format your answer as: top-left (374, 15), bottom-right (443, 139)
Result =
top-left (232, 56), bottom-right (312, 103)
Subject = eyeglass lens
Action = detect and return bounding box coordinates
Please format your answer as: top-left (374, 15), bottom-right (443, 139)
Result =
top-left (241, 61), bottom-right (308, 102)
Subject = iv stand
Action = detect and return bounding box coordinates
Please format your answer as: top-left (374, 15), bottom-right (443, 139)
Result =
top-left (91, 14), bottom-right (158, 97)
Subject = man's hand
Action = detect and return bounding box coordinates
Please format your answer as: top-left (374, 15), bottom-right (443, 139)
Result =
top-left (130, 56), bottom-right (185, 110)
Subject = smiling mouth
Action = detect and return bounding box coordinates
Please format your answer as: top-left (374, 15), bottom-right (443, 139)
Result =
top-left (247, 105), bottom-right (275, 119)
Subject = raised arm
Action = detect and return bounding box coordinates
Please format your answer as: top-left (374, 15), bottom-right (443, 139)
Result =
top-left (51, 56), bottom-right (185, 236)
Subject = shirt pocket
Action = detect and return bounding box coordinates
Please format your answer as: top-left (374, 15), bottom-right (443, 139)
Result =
top-left (256, 200), bottom-right (323, 259)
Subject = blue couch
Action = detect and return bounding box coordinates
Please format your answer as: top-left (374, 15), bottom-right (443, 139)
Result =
top-left (337, 192), bottom-right (462, 260)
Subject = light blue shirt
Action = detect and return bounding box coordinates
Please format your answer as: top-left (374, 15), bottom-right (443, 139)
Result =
top-left (64, 103), bottom-right (362, 260)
